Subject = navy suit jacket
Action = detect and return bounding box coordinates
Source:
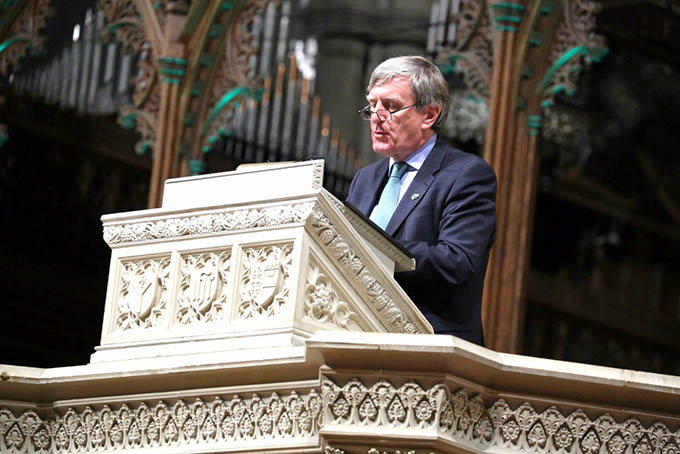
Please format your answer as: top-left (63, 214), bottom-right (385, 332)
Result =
top-left (346, 137), bottom-right (497, 344)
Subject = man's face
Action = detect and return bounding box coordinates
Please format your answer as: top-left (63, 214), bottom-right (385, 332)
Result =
top-left (367, 76), bottom-right (438, 161)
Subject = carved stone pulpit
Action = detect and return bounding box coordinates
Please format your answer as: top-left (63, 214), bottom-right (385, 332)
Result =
top-left (93, 160), bottom-right (432, 362)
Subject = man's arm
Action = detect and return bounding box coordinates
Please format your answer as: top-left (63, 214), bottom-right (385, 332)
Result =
top-left (396, 159), bottom-right (497, 290)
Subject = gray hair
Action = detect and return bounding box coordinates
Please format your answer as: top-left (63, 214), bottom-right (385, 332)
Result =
top-left (368, 55), bottom-right (449, 129)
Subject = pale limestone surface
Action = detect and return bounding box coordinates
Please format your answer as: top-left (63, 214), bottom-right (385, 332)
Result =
top-left (1, 162), bottom-right (679, 454)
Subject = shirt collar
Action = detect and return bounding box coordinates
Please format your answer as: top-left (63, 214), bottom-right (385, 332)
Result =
top-left (389, 134), bottom-right (437, 173)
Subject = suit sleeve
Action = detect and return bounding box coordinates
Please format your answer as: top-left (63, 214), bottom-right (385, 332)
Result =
top-left (396, 159), bottom-right (497, 291)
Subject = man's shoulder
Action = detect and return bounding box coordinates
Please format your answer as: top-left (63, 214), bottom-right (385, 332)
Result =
top-left (355, 157), bottom-right (388, 178)
top-left (433, 140), bottom-right (495, 174)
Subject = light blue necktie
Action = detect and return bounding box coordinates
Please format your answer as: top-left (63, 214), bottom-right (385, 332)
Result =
top-left (371, 162), bottom-right (410, 230)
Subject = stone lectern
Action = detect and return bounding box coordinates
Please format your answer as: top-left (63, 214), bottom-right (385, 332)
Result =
top-left (93, 160), bottom-right (432, 363)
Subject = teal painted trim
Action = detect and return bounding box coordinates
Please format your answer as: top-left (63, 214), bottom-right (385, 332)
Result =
top-left (528, 129), bottom-right (540, 135)
top-left (202, 145), bottom-right (211, 153)
top-left (159, 57), bottom-right (188, 66)
top-left (589, 47), bottom-right (609, 63)
top-left (201, 86), bottom-right (264, 137)
top-left (494, 15), bottom-right (521, 23)
top-left (220, 0), bottom-right (235, 11)
top-left (0, 36), bottom-right (28, 54)
top-left (530, 38), bottom-right (541, 46)
top-left (138, 142), bottom-right (152, 155)
top-left (209, 136), bottom-right (219, 144)
top-left (540, 6), bottom-right (552, 14)
top-left (183, 113), bottom-right (195, 126)
top-left (541, 99), bottom-right (554, 108)
top-left (538, 45), bottom-right (586, 93)
top-left (0, 133), bottom-right (8, 148)
top-left (199, 54), bottom-right (213, 67)
top-left (191, 82), bottom-right (204, 96)
top-left (496, 25), bottom-right (517, 32)
top-left (160, 68), bottom-right (185, 76)
top-left (528, 115), bottom-right (542, 122)
top-left (120, 113), bottom-right (137, 129)
top-left (153, 2), bottom-right (161, 9)
top-left (208, 24), bottom-right (223, 38)
top-left (491, 3), bottom-right (525, 11)
top-left (189, 160), bottom-right (206, 174)
top-left (162, 77), bottom-right (182, 84)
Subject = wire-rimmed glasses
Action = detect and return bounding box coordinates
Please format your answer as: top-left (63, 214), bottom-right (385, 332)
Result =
top-left (358, 103), bottom-right (417, 121)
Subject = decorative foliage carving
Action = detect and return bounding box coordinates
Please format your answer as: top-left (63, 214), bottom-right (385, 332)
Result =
top-left (438, 0), bottom-right (493, 103)
top-left (320, 376), bottom-right (680, 454)
top-left (99, 0), bottom-right (147, 53)
top-left (177, 250), bottom-right (232, 324)
top-left (0, 0), bottom-right (52, 75)
top-left (0, 391), bottom-right (322, 453)
top-left (308, 208), bottom-right (419, 334)
top-left (115, 257), bottom-right (170, 330)
top-left (99, 0), bottom-right (159, 155)
top-left (201, 0), bottom-right (270, 150)
top-left (103, 202), bottom-right (315, 245)
top-left (238, 244), bottom-right (293, 319)
top-left (304, 264), bottom-right (361, 331)
top-left (539, 0), bottom-right (607, 105)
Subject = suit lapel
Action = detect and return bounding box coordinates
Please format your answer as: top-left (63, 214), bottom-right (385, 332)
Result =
top-left (356, 160), bottom-right (389, 215)
top-left (385, 139), bottom-right (447, 236)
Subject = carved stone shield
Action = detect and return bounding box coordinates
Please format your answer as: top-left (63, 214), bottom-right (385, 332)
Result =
top-left (246, 262), bottom-right (284, 308)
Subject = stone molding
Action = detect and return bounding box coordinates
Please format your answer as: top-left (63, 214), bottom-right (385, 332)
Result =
top-left (321, 377), bottom-right (680, 454)
top-left (0, 390), bottom-right (322, 453)
top-left (306, 208), bottom-right (418, 334)
top-left (102, 201), bottom-right (316, 245)
top-left (4, 376), bottom-right (679, 454)
top-left (324, 192), bottom-right (415, 273)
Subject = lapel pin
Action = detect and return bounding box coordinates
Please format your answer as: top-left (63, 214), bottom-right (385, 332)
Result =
top-left (411, 193), bottom-right (420, 200)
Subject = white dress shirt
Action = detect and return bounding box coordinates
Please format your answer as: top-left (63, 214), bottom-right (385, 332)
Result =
top-left (369, 134), bottom-right (437, 220)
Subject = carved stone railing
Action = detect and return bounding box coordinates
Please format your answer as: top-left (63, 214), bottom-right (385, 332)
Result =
top-left (1, 162), bottom-right (678, 454)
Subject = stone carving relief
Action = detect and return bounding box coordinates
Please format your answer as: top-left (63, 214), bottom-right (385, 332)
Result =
top-left (99, 0), bottom-right (160, 155)
top-left (202, 0), bottom-right (270, 146)
top-left (176, 250), bottom-right (232, 325)
top-left (238, 244), bottom-right (293, 319)
top-left (539, 0), bottom-right (607, 105)
top-left (0, 390), bottom-right (322, 453)
top-left (320, 377), bottom-right (680, 454)
top-left (308, 208), bottom-right (419, 334)
top-left (0, 0), bottom-right (52, 75)
top-left (304, 263), bottom-right (361, 331)
top-left (103, 202), bottom-right (315, 245)
top-left (2, 376), bottom-right (679, 453)
top-left (438, 0), bottom-right (493, 103)
top-left (115, 256), bottom-right (170, 331)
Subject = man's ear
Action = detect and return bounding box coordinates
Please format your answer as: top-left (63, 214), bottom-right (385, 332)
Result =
top-left (421, 104), bottom-right (442, 129)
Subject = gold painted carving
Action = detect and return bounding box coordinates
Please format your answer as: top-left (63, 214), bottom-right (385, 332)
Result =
top-left (0, 0), bottom-right (52, 75)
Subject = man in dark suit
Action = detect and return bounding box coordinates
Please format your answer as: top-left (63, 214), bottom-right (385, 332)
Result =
top-left (346, 56), bottom-right (497, 345)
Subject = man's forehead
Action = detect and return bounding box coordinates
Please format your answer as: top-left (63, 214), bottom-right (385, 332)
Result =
top-left (367, 76), bottom-right (414, 101)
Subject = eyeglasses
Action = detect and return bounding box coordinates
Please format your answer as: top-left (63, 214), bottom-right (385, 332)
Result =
top-left (358, 103), bottom-right (417, 121)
